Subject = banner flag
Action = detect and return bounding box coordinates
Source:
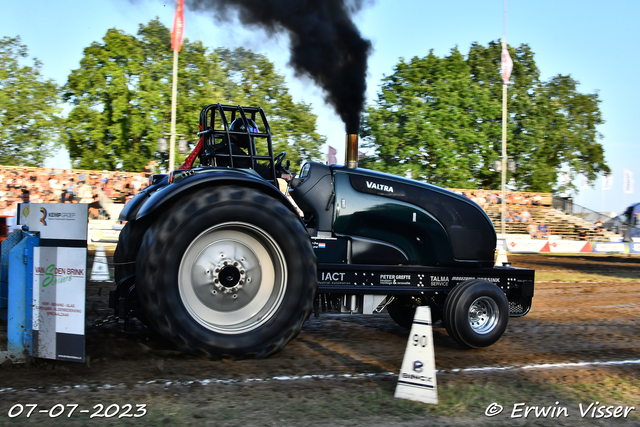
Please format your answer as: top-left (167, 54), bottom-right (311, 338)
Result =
top-left (328, 145), bottom-right (337, 165)
top-left (624, 169), bottom-right (634, 194)
top-left (602, 174), bottom-right (613, 191)
top-left (501, 45), bottom-right (513, 84)
top-left (559, 171), bottom-right (571, 188)
top-left (580, 174), bottom-right (590, 190)
top-left (171, 0), bottom-right (185, 52)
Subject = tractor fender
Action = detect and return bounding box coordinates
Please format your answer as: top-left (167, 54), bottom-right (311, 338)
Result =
top-left (132, 168), bottom-right (299, 222)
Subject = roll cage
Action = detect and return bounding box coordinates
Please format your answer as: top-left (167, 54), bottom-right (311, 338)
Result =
top-left (195, 104), bottom-right (279, 185)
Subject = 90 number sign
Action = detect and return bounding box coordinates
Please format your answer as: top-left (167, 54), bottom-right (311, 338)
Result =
top-left (412, 333), bottom-right (429, 347)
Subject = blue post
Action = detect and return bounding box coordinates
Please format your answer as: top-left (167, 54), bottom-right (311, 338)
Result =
top-left (1, 231), bottom-right (26, 321)
top-left (24, 236), bottom-right (37, 354)
top-left (5, 234), bottom-right (38, 361)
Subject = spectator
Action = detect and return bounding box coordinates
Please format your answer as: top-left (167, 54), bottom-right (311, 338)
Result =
top-left (537, 221), bottom-right (550, 239)
top-left (490, 192), bottom-right (500, 204)
top-left (131, 173), bottom-right (144, 193)
top-left (504, 208), bottom-right (514, 223)
top-left (78, 180), bottom-right (94, 203)
top-left (62, 178), bottom-right (77, 203)
top-left (528, 222), bottom-right (538, 239)
top-left (576, 226), bottom-right (588, 241)
top-left (520, 208), bottom-right (532, 222)
top-left (475, 191), bottom-right (487, 209)
top-left (594, 218), bottom-right (604, 234)
top-left (512, 192), bottom-right (525, 205)
top-left (88, 193), bottom-right (109, 219)
top-left (123, 183), bottom-right (135, 203)
top-left (513, 209), bottom-right (523, 222)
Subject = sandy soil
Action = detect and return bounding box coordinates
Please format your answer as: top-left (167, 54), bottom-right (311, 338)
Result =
top-left (1, 253), bottom-right (639, 425)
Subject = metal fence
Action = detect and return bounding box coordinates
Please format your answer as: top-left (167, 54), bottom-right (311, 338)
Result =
top-left (552, 196), bottom-right (640, 240)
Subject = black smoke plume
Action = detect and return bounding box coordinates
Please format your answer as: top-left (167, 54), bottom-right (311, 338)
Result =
top-left (185, 0), bottom-right (373, 134)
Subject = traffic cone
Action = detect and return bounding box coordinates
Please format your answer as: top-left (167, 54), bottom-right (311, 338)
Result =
top-left (495, 249), bottom-right (509, 267)
top-left (90, 245), bottom-right (111, 281)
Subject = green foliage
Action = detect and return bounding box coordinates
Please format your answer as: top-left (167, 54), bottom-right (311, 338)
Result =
top-left (0, 36), bottom-right (62, 166)
top-left (361, 41), bottom-right (609, 192)
top-left (63, 19), bottom-right (324, 171)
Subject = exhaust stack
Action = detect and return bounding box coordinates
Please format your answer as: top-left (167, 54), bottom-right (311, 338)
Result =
top-left (345, 133), bottom-right (358, 169)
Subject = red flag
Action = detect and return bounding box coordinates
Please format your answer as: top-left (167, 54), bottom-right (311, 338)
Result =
top-left (171, 0), bottom-right (185, 52)
top-left (328, 145), bottom-right (337, 165)
top-left (501, 45), bottom-right (513, 84)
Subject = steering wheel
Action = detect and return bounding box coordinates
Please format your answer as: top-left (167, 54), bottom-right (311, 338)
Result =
top-left (274, 151), bottom-right (289, 173)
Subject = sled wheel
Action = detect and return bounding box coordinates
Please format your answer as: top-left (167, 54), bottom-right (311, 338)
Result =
top-left (136, 185), bottom-right (317, 359)
top-left (113, 221), bottom-right (133, 286)
top-left (443, 279), bottom-right (509, 348)
top-left (113, 219), bottom-right (155, 327)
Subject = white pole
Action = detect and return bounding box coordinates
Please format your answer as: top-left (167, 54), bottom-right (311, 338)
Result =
top-left (500, 0), bottom-right (508, 238)
top-left (501, 84), bottom-right (507, 238)
top-left (601, 175), bottom-right (604, 213)
top-left (169, 46), bottom-right (179, 172)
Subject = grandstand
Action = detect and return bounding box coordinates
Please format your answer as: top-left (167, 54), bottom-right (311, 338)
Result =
top-left (450, 189), bottom-right (623, 242)
top-left (0, 165), bottom-right (149, 222)
top-left (483, 204), bottom-right (620, 241)
top-left (0, 165), bottom-right (628, 243)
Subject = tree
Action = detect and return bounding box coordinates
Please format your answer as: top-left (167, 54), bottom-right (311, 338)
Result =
top-left (360, 41), bottom-right (609, 192)
top-left (63, 19), bottom-right (324, 171)
top-left (0, 36), bottom-right (62, 166)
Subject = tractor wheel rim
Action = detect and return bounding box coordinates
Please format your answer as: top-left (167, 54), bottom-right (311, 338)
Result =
top-left (179, 222), bottom-right (287, 334)
top-left (468, 296), bottom-right (499, 334)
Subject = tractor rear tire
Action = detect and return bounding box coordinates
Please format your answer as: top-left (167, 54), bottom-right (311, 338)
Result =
top-left (135, 185), bottom-right (317, 359)
top-left (387, 296), bottom-right (416, 329)
top-left (114, 219), bottom-right (149, 286)
top-left (443, 279), bottom-right (509, 348)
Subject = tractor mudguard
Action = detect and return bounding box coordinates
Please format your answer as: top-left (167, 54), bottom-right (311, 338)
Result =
top-left (119, 175), bottom-right (169, 221)
top-left (119, 191), bottom-right (150, 222)
top-left (133, 168), bottom-right (298, 222)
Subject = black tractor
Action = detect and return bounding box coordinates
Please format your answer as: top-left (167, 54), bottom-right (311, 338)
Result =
top-left (111, 104), bottom-right (534, 359)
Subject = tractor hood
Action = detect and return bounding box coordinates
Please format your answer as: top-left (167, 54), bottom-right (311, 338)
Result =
top-left (335, 166), bottom-right (496, 263)
top-left (291, 162), bottom-right (496, 267)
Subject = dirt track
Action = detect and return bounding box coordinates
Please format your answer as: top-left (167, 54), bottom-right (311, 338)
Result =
top-left (1, 254), bottom-right (639, 425)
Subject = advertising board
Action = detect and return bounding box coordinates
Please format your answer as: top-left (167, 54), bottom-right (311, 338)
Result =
top-left (32, 247), bottom-right (86, 362)
top-left (19, 203), bottom-right (89, 362)
top-left (592, 242), bottom-right (626, 253)
top-left (19, 203), bottom-right (88, 242)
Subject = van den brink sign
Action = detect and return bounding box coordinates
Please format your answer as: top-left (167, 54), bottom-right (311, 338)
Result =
top-left (32, 247), bottom-right (86, 361)
top-left (20, 203), bottom-right (89, 362)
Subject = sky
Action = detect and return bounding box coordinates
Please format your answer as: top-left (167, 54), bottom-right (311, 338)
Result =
top-left (3, 0), bottom-right (639, 215)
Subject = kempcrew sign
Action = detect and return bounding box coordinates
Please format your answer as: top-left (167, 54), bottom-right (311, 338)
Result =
top-left (20, 203), bottom-right (88, 362)
top-left (19, 203), bottom-right (88, 242)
